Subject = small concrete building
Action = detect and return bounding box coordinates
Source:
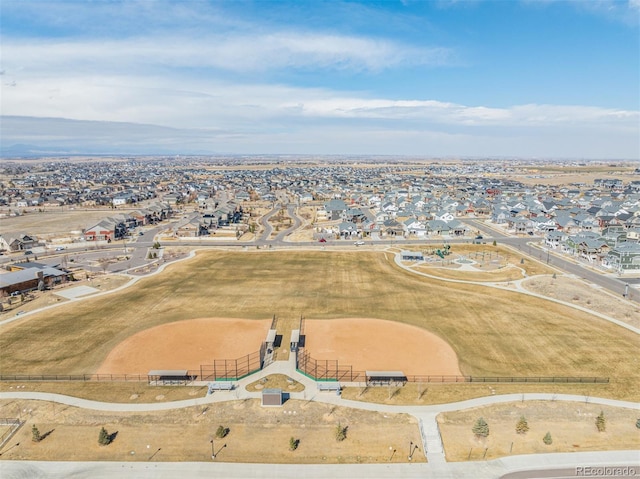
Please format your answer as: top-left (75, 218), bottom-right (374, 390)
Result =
top-left (261, 388), bottom-right (283, 407)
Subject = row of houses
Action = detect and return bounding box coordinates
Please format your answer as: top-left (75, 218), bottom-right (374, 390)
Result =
top-left (545, 226), bottom-right (640, 272)
top-left (83, 202), bottom-right (173, 241)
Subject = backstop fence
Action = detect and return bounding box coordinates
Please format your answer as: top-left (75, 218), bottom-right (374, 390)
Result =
top-left (1, 350), bottom-right (265, 384)
top-left (295, 350), bottom-right (609, 384)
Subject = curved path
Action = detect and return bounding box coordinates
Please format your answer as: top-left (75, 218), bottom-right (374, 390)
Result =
top-left (394, 253), bottom-right (640, 335)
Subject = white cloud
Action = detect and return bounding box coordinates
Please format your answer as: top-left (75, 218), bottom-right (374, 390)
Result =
top-left (1, 31), bottom-right (449, 77)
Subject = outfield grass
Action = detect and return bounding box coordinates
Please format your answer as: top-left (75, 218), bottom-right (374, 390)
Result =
top-left (1, 250), bottom-right (638, 400)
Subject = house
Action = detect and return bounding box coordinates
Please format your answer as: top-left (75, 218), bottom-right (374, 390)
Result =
top-left (323, 199), bottom-right (348, 221)
top-left (0, 266), bottom-right (69, 295)
top-left (0, 233), bottom-right (39, 252)
top-left (84, 219), bottom-right (126, 242)
top-left (603, 242), bottom-right (640, 272)
top-left (403, 218), bottom-right (427, 237)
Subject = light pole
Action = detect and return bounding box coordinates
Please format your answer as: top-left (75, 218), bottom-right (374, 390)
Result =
top-left (388, 445), bottom-right (396, 462)
top-left (210, 439), bottom-right (214, 460)
top-left (409, 442), bottom-right (419, 461)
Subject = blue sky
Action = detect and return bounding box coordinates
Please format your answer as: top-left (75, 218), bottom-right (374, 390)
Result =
top-left (1, 0), bottom-right (638, 158)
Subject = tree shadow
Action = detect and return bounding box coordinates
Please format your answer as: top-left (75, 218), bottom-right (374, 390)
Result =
top-left (108, 431), bottom-right (118, 443)
top-left (40, 429), bottom-right (55, 441)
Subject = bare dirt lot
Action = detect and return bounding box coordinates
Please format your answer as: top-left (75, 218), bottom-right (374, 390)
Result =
top-left (304, 318), bottom-right (462, 377)
top-left (0, 398), bottom-right (424, 464)
top-left (96, 318), bottom-right (271, 374)
top-left (439, 400), bottom-right (640, 461)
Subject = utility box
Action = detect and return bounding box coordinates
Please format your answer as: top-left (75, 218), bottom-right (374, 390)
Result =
top-left (261, 388), bottom-right (283, 407)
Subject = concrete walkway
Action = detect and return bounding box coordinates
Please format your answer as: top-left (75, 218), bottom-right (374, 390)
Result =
top-left (2, 358), bottom-right (638, 469)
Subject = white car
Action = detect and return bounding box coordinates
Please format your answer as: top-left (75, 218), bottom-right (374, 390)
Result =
top-left (354, 241), bottom-right (365, 246)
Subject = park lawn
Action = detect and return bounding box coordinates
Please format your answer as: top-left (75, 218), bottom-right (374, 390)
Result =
top-left (412, 264), bottom-right (525, 283)
top-left (1, 250), bottom-right (638, 401)
top-left (438, 401), bottom-right (640, 461)
top-left (0, 398), bottom-right (424, 464)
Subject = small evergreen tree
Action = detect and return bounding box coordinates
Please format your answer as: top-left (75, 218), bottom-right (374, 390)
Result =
top-left (516, 416), bottom-right (529, 435)
top-left (335, 422), bottom-right (347, 442)
top-left (472, 417), bottom-right (490, 438)
top-left (216, 425), bottom-right (229, 438)
top-left (636, 418), bottom-right (640, 429)
top-left (596, 411), bottom-right (606, 432)
top-left (289, 437), bottom-right (299, 451)
top-left (543, 432), bottom-right (552, 445)
top-left (98, 427), bottom-right (112, 445)
top-left (31, 424), bottom-right (41, 442)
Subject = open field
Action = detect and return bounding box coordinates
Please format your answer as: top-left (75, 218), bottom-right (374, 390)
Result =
top-left (1, 250), bottom-right (638, 401)
top-left (0, 398), bottom-right (424, 464)
top-left (439, 401), bottom-right (640, 461)
top-left (0, 208), bottom-right (142, 235)
top-left (510, 165), bottom-right (636, 186)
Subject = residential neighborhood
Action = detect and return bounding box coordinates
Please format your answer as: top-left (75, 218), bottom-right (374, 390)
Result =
top-left (1, 157), bottom-right (639, 276)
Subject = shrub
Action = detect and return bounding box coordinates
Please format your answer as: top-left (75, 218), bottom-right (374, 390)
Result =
top-left (636, 418), bottom-right (640, 429)
top-left (31, 424), bottom-right (41, 442)
top-left (216, 425), bottom-right (229, 438)
top-left (289, 437), bottom-right (299, 451)
top-left (543, 432), bottom-right (552, 445)
top-left (596, 411), bottom-right (606, 432)
top-left (98, 427), bottom-right (112, 445)
top-left (515, 416), bottom-right (529, 435)
top-left (335, 422), bottom-right (347, 442)
top-left (472, 417), bottom-right (490, 438)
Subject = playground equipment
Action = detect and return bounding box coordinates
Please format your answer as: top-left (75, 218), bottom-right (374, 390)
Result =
top-left (435, 244), bottom-right (451, 259)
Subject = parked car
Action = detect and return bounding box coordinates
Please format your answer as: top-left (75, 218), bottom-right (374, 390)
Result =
top-left (24, 250), bottom-right (33, 255)
top-left (354, 241), bottom-right (365, 246)
top-left (55, 247), bottom-right (65, 251)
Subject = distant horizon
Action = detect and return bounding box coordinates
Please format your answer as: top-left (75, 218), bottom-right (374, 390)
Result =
top-left (1, 1), bottom-right (638, 159)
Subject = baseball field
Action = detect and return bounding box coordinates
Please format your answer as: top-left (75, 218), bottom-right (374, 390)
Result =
top-left (1, 249), bottom-right (638, 401)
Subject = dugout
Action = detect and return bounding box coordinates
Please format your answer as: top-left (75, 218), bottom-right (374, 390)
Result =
top-left (265, 328), bottom-right (277, 352)
top-left (261, 388), bottom-right (283, 407)
top-left (148, 369), bottom-right (192, 385)
top-left (366, 370), bottom-right (407, 387)
top-left (290, 329), bottom-right (300, 352)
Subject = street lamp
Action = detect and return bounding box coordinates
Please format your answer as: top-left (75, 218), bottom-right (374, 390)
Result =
top-left (210, 439), bottom-right (215, 460)
top-left (409, 442), bottom-right (419, 461)
top-left (388, 446), bottom-right (396, 462)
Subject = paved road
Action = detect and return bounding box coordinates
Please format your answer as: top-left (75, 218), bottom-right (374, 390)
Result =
top-left (2, 453), bottom-right (639, 479)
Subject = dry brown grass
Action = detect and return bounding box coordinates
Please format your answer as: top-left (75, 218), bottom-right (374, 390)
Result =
top-left (1, 250), bottom-right (638, 401)
top-left (439, 401), bottom-right (640, 461)
top-left (245, 374), bottom-right (305, 393)
top-left (413, 264), bottom-right (525, 283)
top-left (522, 276), bottom-right (640, 329)
top-left (0, 398), bottom-right (424, 464)
top-left (0, 209), bottom-right (141, 235)
top-left (341, 382), bottom-right (629, 405)
top-left (0, 381), bottom-right (207, 403)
